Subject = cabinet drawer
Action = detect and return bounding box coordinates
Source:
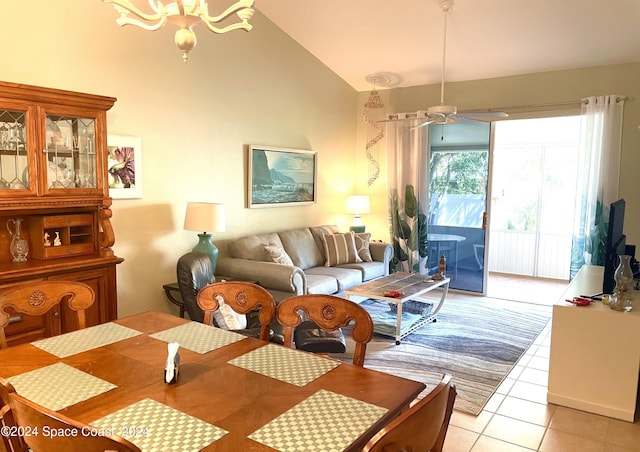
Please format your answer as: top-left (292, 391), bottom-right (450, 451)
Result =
top-left (39, 213), bottom-right (93, 228)
top-left (37, 243), bottom-right (95, 259)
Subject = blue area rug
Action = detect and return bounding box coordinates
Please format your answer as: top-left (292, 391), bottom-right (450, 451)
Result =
top-left (332, 296), bottom-right (552, 415)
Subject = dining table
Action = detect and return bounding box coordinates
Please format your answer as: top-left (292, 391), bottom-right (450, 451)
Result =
top-left (0, 310), bottom-right (426, 451)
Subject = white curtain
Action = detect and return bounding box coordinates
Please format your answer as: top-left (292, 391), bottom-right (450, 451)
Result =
top-left (386, 121), bottom-right (430, 274)
top-left (570, 95), bottom-right (625, 277)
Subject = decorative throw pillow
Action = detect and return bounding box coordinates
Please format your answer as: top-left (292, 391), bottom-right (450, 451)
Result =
top-left (322, 232), bottom-right (362, 266)
top-left (264, 243), bottom-right (294, 266)
top-left (212, 295), bottom-right (247, 330)
top-left (354, 232), bottom-right (373, 262)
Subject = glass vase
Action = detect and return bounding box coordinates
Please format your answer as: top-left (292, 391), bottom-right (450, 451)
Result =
top-left (611, 255), bottom-right (634, 312)
top-left (7, 218), bottom-right (29, 262)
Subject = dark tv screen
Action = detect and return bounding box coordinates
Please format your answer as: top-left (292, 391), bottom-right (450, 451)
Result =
top-left (603, 199), bottom-right (626, 294)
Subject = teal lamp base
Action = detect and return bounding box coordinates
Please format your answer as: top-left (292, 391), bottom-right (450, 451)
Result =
top-left (349, 214), bottom-right (366, 233)
top-left (192, 233), bottom-right (219, 274)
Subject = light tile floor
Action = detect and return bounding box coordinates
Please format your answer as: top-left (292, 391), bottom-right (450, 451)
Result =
top-left (442, 321), bottom-right (640, 451)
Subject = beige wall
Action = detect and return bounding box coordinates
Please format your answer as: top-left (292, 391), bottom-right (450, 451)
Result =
top-left (2, 2), bottom-right (359, 317)
top-left (356, 63), bottom-right (640, 253)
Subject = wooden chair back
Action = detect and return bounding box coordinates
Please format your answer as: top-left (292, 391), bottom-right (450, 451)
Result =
top-left (1, 377), bottom-right (140, 452)
top-left (197, 282), bottom-right (276, 341)
top-left (0, 281), bottom-right (95, 349)
top-left (362, 374), bottom-right (457, 452)
top-left (1, 377), bottom-right (27, 452)
top-left (276, 294), bottom-right (373, 367)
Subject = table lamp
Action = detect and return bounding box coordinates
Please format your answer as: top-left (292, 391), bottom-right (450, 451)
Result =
top-left (184, 202), bottom-right (226, 273)
top-left (345, 195), bottom-right (371, 233)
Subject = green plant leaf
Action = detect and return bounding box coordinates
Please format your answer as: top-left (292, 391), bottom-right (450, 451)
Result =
top-left (404, 185), bottom-right (418, 218)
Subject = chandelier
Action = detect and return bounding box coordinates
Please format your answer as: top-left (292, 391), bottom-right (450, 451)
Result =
top-left (104, 0), bottom-right (255, 62)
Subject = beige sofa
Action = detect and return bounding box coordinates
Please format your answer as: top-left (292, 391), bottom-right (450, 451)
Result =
top-left (216, 225), bottom-right (393, 301)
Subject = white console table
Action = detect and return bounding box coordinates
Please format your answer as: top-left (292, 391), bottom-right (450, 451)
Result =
top-left (548, 265), bottom-right (640, 421)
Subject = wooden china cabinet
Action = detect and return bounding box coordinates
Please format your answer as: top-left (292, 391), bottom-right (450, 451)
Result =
top-left (0, 81), bottom-right (122, 347)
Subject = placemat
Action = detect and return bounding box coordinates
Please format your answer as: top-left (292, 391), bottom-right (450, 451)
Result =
top-left (149, 321), bottom-right (245, 354)
top-left (31, 322), bottom-right (142, 358)
top-left (228, 343), bottom-right (340, 386)
top-left (8, 362), bottom-right (117, 411)
top-left (248, 389), bottom-right (388, 452)
top-left (92, 398), bottom-right (227, 452)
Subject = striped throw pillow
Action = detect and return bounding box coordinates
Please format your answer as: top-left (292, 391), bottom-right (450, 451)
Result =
top-left (322, 232), bottom-right (362, 266)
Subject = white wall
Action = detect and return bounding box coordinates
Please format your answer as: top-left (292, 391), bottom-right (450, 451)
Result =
top-left (1, 1), bottom-right (360, 317)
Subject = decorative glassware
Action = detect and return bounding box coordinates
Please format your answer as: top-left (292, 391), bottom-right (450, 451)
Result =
top-left (611, 254), bottom-right (634, 312)
top-left (7, 218), bottom-right (29, 262)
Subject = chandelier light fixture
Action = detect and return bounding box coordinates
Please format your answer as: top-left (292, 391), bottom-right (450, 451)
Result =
top-left (103, 0), bottom-right (255, 62)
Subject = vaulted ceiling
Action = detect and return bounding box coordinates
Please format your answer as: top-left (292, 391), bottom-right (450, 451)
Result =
top-left (257, 0), bottom-right (640, 92)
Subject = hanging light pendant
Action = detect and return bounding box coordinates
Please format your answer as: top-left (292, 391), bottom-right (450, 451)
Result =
top-left (104, 0), bottom-right (255, 62)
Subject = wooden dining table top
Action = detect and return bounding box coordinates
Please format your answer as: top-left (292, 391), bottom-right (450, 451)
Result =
top-left (0, 310), bottom-right (426, 451)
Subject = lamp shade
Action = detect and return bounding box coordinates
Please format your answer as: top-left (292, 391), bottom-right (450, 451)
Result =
top-left (345, 195), bottom-right (371, 215)
top-left (184, 202), bottom-right (226, 233)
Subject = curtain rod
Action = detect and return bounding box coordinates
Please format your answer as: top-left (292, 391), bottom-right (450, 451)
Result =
top-left (477, 95), bottom-right (630, 113)
top-left (386, 96), bottom-right (631, 120)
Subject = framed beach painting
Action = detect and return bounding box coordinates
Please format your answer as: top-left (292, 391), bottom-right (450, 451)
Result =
top-left (107, 135), bottom-right (142, 199)
top-left (248, 145), bottom-right (317, 208)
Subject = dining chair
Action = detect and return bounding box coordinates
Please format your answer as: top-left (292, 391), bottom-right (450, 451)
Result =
top-left (0, 281), bottom-right (95, 349)
top-left (1, 377), bottom-right (27, 452)
top-left (197, 281), bottom-right (276, 341)
top-left (362, 373), bottom-right (457, 452)
top-left (0, 377), bottom-right (140, 452)
top-left (276, 294), bottom-right (374, 367)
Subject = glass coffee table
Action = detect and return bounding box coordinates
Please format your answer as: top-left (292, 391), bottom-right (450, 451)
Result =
top-left (345, 272), bottom-right (450, 344)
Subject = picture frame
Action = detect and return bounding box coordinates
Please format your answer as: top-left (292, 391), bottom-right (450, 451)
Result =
top-left (248, 145), bottom-right (317, 208)
top-left (107, 135), bottom-right (142, 199)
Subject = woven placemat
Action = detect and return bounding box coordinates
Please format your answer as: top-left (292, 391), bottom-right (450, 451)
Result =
top-left (92, 398), bottom-right (227, 452)
top-left (249, 389), bottom-right (388, 452)
top-left (8, 362), bottom-right (117, 411)
top-left (228, 343), bottom-right (340, 386)
top-left (32, 322), bottom-right (142, 358)
top-left (149, 321), bottom-right (245, 354)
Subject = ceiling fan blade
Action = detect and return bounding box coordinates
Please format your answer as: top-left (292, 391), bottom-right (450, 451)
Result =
top-left (410, 119), bottom-right (435, 130)
top-left (450, 116), bottom-right (483, 124)
top-left (460, 111), bottom-right (509, 120)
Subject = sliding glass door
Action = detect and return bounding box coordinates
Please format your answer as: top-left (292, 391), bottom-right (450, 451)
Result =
top-left (428, 122), bottom-right (491, 293)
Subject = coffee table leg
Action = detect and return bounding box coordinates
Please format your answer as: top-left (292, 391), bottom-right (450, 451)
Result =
top-left (395, 301), bottom-right (403, 345)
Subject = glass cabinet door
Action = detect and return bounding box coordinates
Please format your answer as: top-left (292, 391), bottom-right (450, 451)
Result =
top-left (0, 108), bottom-right (30, 191)
top-left (44, 113), bottom-right (97, 191)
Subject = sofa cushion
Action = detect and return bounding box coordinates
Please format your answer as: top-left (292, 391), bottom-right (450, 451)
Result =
top-left (229, 233), bottom-right (283, 262)
top-left (264, 243), bottom-right (294, 266)
top-left (354, 232), bottom-right (373, 262)
top-left (310, 225), bottom-right (339, 260)
top-left (322, 232), bottom-right (362, 266)
top-left (305, 273), bottom-right (339, 295)
top-left (278, 228), bottom-right (323, 270)
top-left (339, 261), bottom-right (386, 282)
top-left (305, 266), bottom-right (362, 292)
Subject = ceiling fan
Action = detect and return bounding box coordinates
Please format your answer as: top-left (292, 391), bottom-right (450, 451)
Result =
top-left (385, 0), bottom-right (508, 129)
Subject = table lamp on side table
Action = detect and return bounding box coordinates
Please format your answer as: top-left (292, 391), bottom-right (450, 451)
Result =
top-left (184, 202), bottom-right (226, 273)
top-left (346, 195), bottom-right (371, 233)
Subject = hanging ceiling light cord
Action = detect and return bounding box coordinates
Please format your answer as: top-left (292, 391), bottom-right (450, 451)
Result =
top-left (439, 2), bottom-right (451, 106)
top-left (364, 78), bottom-right (385, 186)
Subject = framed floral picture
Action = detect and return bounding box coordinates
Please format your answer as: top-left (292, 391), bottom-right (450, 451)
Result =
top-left (107, 135), bottom-right (142, 199)
top-left (248, 145), bottom-right (317, 208)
